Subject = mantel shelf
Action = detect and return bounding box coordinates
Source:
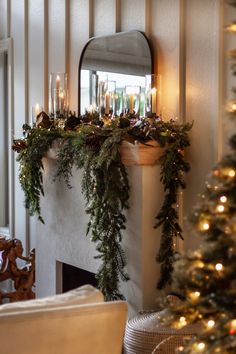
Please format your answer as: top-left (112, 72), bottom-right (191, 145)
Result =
top-left (45, 140), bottom-right (162, 166)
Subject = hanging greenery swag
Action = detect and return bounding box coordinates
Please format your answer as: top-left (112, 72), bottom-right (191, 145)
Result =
top-left (13, 113), bottom-right (192, 300)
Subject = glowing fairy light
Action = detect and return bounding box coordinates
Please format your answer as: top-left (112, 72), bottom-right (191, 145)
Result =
top-left (216, 204), bottom-right (225, 213)
top-left (228, 169), bottom-right (236, 178)
top-left (199, 219), bottom-right (210, 231)
top-left (202, 222), bottom-right (210, 230)
top-left (179, 316), bottom-right (187, 326)
top-left (220, 195), bottom-right (227, 203)
top-left (197, 342), bottom-right (206, 351)
top-left (230, 319), bottom-right (236, 328)
top-left (207, 320), bottom-right (215, 328)
top-left (189, 291), bottom-right (201, 301)
top-left (215, 263), bottom-right (223, 271)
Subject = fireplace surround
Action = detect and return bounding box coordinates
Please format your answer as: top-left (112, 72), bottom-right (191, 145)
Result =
top-left (36, 155), bottom-right (164, 316)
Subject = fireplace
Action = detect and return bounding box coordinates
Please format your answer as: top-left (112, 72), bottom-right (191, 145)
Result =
top-left (62, 262), bottom-right (97, 293)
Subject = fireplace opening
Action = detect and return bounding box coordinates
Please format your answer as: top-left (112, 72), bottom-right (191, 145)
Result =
top-left (62, 263), bottom-right (98, 293)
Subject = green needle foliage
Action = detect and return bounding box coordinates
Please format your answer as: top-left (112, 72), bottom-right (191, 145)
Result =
top-left (15, 127), bottom-right (62, 223)
top-left (13, 116), bottom-right (191, 299)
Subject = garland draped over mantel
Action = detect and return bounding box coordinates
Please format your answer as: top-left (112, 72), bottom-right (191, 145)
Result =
top-left (13, 114), bottom-right (192, 300)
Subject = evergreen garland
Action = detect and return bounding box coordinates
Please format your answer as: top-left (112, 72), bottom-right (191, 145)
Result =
top-left (55, 124), bottom-right (130, 300)
top-left (13, 126), bottom-right (62, 223)
top-left (129, 119), bottom-right (192, 289)
top-left (13, 115), bottom-right (192, 300)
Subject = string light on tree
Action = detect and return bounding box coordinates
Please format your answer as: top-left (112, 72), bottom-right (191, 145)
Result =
top-left (189, 291), bottom-right (201, 301)
top-left (178, 316), bottom-right (187, 328)
top-left (220, 195), bottom-right (227, 203)
top-left (207, 320), bottom-right (215, 329)
top-left (215, 263), bottom-right (224, 271)
top-left (216, 204), bottom-right (225, 213)
top-left (198, 214), bottom-right (211, 232)
top-left (193, 342), bottom-right (206, 352)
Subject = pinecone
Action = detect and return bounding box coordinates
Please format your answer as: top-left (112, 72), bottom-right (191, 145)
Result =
top-left (12, 139), bottom-right (27, 152)
top-left (84, 133), bottom-right (101, 151)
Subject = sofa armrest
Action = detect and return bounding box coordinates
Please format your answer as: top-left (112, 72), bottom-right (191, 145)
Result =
top-left (0, 300), bottom-right (128, 354)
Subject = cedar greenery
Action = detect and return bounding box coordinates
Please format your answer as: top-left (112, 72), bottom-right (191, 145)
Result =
top-left (13, 116), bottom-right (192, 300)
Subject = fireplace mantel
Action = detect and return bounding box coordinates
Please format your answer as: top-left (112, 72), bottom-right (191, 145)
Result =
top-left (36, 151), bottom-right (164, 316)
top-left (46, 139), bottom-right (162, 166)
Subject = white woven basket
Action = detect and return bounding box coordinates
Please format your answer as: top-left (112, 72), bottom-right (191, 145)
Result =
top-left (124, 312), bottom-right (197, 354)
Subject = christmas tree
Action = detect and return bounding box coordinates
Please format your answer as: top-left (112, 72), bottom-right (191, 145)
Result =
top-left (163, 3), bottom-right (236, 353)
top-left (167, 136), bottom-right (236, 353)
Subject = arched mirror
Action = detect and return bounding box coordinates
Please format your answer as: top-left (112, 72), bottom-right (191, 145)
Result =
top-left (78, 30), bottom-right (153, 116)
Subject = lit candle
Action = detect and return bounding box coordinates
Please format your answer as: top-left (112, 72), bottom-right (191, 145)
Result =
top-left (59, 89), bottom-right (65, 114)
top-left (56, 75), bottom-right (60, 90)
top-left (32, 103), bottom-right (42, 126)
top-left (129, 94), bottom-right (134, 113)
top-left (35, 103), bottom-right (40, 117)
top-left (151, 87), bottom-right (157, 114)
top-left (105, 92), bottom-right (110, 115)
top-left (55, 75), bottom-right (60, 115)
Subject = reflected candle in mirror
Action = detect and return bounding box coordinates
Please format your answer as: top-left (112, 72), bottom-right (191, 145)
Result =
top-left (129, 94), bottom-right (134, 113)
top-left (151, 88), bottom-right (157, 114)
top-left (125, 85), bottom-right (141, 115)
top-left (105, 92), bottom-right (110, 115)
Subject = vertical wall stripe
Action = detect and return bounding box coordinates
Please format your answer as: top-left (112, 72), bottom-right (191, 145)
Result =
top-left (9, 38), bottom-right (15, 239)
top-left (24, 0), bottom-right (30, 252)
top-left (145, 0), bottom-right (151, 38)
top-left (89, 0), bottom-right (94, 38)
top-left (115, 0), bottom-right (121, 33)
top-left (44, 0), bottom-right (48, 112)
top-left (179, 0), bottom-right (186, 123)
top-left (176, 0), bottom-right (186, 254)
top-left (65, 0), bottom-right (70, 94)
top-left (217, 0), bottom-right (224, 162)
top-left (7, 0), bottom-right (11, 37)
top-left (24, 0), bottom-right (29, 123)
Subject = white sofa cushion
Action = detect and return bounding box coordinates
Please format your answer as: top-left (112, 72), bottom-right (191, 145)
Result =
top-left (0, 284), bottom-right (103, 314)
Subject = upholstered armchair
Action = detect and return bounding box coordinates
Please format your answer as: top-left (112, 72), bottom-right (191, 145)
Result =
top-left (0, 285), bottom-right (128, 354)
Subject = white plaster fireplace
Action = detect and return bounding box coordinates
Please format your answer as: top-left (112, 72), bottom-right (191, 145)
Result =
top-left (36, 154), bottom-right (165, 316)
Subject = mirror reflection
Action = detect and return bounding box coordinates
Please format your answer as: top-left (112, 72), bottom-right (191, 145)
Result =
top-left (78, 30), bottom-right (152, 117)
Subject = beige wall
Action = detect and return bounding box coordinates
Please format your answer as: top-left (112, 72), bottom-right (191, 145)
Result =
top-left (0, 0), bottom-right (232, 253)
